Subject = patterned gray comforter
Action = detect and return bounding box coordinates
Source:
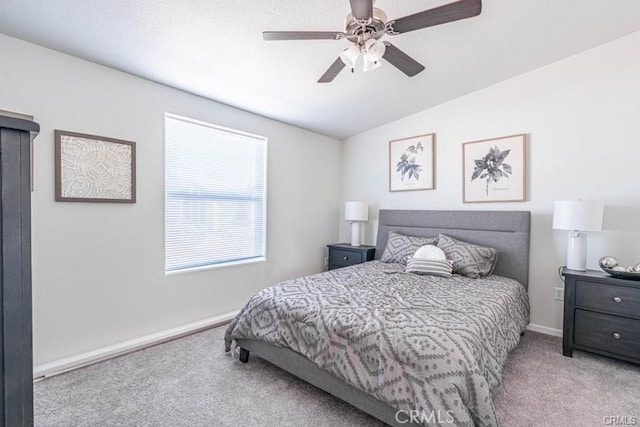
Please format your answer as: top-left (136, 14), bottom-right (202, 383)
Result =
top-left (224, 261), bottom-right (529, 426)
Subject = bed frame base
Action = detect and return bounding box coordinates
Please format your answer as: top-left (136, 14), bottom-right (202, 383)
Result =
top-left (237, 339), bottom-right (404, 427)
top-left (239, 347), bottom-right (250, 363)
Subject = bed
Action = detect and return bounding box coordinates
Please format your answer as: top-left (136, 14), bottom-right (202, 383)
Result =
top-left (225, 209), bottom-right (530, 426)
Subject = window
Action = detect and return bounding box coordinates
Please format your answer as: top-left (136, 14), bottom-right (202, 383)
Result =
top-left (165, 113), bottom-right (267, 273)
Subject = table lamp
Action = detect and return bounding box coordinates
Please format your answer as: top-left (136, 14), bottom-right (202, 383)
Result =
top-left (552, 200), bottom-right (604, 271)
top-left (345, 201), bottom-right (368, 247)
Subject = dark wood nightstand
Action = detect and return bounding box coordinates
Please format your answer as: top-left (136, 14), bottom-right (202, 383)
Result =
top-left (562, 268), bottom-right (640, 365)
top-left (327, 243), bottom-right (375, 270)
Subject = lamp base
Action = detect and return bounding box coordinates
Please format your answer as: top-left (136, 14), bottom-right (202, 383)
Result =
top-left (350, 222), bottom-right (361, 247)
top-left (566, 232), bottom-right (587, 271)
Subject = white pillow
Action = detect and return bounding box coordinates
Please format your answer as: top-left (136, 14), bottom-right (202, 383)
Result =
top-left (413, 244), bottom-right (446, 261)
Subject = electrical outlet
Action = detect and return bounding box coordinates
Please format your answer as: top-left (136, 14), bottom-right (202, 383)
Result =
top-left (554, 287), bottom-right (564, 301)
top-left (323, 257), bottom-right (328, 267)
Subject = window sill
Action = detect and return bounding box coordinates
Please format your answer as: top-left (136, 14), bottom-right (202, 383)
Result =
top-left (165, 256), bottom-right (266, 276)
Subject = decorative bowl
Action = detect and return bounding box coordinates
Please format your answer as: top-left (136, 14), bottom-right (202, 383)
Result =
top-left (598, 256), bottom-right (618, 269)
top-left (601, 266), bottom-right (640, 281)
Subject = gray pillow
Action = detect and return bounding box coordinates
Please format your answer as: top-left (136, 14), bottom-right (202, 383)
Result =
top-left (380, 231), bottom-right (438, 265)
top-left (406, 258), bottom-right (453, 277)
top-left (436, 234), bottom-right (498, 278)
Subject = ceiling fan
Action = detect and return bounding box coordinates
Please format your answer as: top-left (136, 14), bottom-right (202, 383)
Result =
top-left (263, 0), bottom-right (482, 83)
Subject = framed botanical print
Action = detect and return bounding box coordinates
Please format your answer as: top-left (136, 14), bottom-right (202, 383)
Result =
top-left (389, 133), bottom-right (435, 192)
top-left (462, 133), bottom-right (526, 203)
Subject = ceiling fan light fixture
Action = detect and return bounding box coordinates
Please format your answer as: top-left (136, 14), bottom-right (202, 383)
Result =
top-left (266, 0), bottom-right (482, 83)
top-left (364, 38), bottom-right (386, 62)
top-left (362, 55), bottom-right (381, 72)
top-left (339, 44), bottom-right (360, 69)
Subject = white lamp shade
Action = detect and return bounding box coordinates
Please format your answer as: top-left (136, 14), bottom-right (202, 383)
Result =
top-left (362, 55), bottom-right (382, 72)
top-left (345, 201), bottom-right (368, 222)
top-left (552, 200), bottom-right (603, 232)
top-left (364, 38), bottom-right (386, 62)
top-left (339, 44), bottom-right (360, 68)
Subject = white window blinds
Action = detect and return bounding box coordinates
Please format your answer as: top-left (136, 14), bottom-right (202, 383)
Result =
top-left (165, 113), bottom-right (267, 272)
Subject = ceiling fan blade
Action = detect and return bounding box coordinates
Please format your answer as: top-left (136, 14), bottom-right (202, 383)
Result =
top-left (318, 58), bottom-right (346, 83)
top-left (382, 42), bottom-right (425, 77)
top-left (388, 0), bottom-right (481, 34)
top-left (349, 0), bottom-right (374, 21)
top-left (263, 31), bottom-right (344, 41)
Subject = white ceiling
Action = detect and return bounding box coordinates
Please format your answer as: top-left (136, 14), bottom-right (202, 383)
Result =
top-left (1, 1), bottom-right (640, 139)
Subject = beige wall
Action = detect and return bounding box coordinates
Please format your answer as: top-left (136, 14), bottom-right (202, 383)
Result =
top-left (340, 31), bottom-right (640, 334)
top-left (0, 34), bottom-right (342, 366)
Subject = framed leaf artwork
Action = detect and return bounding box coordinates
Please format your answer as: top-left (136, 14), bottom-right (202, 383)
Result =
top-left (462, 134), bottom-right (526, 203)
top-left (389, 133), bottom-right (435, 192)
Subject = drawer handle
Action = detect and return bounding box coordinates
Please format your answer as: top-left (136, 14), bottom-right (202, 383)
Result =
top-left (612, 332), bottom-right (621, 340)
top-left (613, 296), bottom-right (622, 303)
top-left (343, 256), bottom-right (349, 261)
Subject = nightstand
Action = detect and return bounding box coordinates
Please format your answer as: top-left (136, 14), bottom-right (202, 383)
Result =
top-left (562, 268), bottom-right (640, 365)
top-left (327, 243), bottom-right (375, 270)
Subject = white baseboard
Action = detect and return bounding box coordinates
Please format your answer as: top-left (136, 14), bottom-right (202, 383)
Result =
top-left (526, 323), bottom-right (563, 337)
top-left (33, 309), bottom-right (240, 380)
top-left (33, 312), bottom-right (561, 380)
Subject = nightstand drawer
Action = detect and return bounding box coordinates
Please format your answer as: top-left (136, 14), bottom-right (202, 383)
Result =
top-left (327, 244), bottom-right (375, 271)
top-left (575, 280), bottom-right (640, 317)
top-left (329, 249), bottom-right (362, 268)
top-left (575, 310), bottom-right (640, 359)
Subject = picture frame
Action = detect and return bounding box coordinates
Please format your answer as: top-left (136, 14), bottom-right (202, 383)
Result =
top-left (462, 133), bottom-right (526, 203)
top-left (55, 130), bottom-right (136, 203)
top-left (389, 133), bottom-right (435, 192)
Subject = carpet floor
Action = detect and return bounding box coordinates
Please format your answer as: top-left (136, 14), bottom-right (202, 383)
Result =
top-left (35, 327), bottom-right (640, 426)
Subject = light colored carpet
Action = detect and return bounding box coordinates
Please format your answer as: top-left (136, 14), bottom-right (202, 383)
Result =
top-left (35, 327), bottom-right (640, 426)
top-left (492, 332), bottom-right (640, 426)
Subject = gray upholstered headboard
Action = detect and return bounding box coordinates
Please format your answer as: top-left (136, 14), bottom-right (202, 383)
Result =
top-left (375, 210), bottom-right (531, 288)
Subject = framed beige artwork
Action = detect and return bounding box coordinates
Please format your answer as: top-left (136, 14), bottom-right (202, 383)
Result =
top-left (55, 130), bottom-right (136, 203)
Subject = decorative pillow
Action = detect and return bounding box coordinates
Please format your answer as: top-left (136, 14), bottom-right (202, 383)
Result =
top-left (413, 244), bottom-right (446, 261)
top-left (380, 231), bottom-right (438, 265)
top-left (436, 234), bottom-right (499, 278)
top-left (406, 258), bottom-right (453, 277)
